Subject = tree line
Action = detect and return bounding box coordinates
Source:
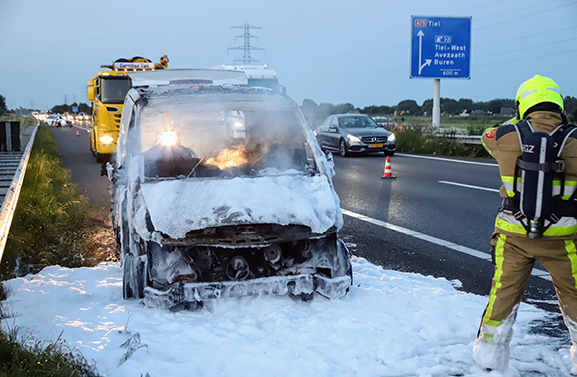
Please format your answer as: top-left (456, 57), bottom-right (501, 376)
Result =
top-left (0, 95), bottom-right (7, 116)
top-left (2, 93), bottom-right (577, 126)
top-left (301, 96), bottom-right (577, 128)
top-left (50, 102), bottom-right (91, 115)
top-left (0, 95), bottom-right (92, 117)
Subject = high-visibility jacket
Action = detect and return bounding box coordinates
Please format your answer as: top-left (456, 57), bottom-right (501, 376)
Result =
top-left (482, 111), bottom-right (577, 239)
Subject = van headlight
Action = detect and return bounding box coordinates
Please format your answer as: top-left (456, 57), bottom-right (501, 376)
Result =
top-left (347, 134), bottom-right (361, 143)
top-left (388, 133), bottom-right (396, 142)
top-left (158, 131), bottom-right (178, 146)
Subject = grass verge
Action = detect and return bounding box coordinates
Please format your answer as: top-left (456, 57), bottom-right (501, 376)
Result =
top-left (0, 124), bottom-right (94, 277)
top-left (0, 122), bottom-right (102, 376)
top-left (0, 323), bottom-right (98, 377)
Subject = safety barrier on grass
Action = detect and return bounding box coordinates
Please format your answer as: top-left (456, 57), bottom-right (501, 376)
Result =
top-left (435, 133), bottom-right (482, 145)
top-left (0, 120), bottom-right (39, 262)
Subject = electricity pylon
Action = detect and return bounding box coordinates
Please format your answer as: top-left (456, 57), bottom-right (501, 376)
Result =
top-left (228, 23), bottom-right (265, 65)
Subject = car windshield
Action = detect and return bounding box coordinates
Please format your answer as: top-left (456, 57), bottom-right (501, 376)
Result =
top-left (101, 77), bottom-right (131, 104)
top-left (130, 88), bottom-right (317, 179)
top-left (339, 116), bottom-right (378, 129)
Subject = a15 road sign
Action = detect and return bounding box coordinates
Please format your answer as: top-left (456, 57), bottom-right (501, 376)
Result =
top-left (410, 16), bottom-right (471, 79)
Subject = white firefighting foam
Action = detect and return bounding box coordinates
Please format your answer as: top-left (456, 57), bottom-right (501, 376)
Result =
top-left (139, 173), bottom-right (343, 240)
top-left (1, 257), bottom-right (574, 377)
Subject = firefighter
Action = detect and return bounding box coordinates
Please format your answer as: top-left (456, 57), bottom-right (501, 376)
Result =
top-left (474, 75), bottom-right (577, 373)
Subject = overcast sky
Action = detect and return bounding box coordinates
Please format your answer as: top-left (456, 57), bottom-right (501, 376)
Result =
top-left (1, 0), bottom-right (576, 111)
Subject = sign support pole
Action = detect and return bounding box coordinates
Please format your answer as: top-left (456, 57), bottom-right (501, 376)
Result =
top-left (410, 16), bottom-right (471, 129)
top-left (433, 78), bottom-right (441, 128)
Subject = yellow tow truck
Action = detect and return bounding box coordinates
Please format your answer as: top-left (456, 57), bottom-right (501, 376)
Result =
top-left (87, 55), bottom-right (169, 162)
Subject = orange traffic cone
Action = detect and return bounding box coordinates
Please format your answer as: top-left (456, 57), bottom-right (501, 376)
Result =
top-left (381, 156), bottom-right (396, 179)
top-left (76, 129), bottom-right (80, 137)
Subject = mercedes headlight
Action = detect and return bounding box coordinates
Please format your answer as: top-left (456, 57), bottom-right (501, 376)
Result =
top-left (347, 134), bottom-right (361, 143)
top-left (388, 133), bottom-right (396, 142)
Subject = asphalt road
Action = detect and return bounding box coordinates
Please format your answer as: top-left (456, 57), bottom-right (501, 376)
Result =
top-left (331, 152), bottom-right (563, 336)
top-left (333, 152), bottom-right (500, 292)
top-left (49, 122), bottom-right (111, 212)
top-left (49, 127), bottom-right (564, 335)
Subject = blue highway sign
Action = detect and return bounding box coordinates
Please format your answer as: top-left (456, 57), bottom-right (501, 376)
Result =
top-left (410, 16), bottom-right (471, 79)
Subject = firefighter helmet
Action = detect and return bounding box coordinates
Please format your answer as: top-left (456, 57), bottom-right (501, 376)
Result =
top-left (516, 75), bottom-right (564, 119)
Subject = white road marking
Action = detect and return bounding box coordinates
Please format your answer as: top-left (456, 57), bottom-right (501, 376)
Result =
top-left (341, 208), bottom-right (552, 282)
top-left (439, 180), bottom-right (500, 193)
top-left (396, 153), bottom-right (499, 167)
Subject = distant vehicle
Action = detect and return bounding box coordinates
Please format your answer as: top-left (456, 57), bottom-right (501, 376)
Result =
top-left (78, 112), bottom-right (89, 121)
top-left (46, 115), bottom-right (72, 128)
top-left (216, 64), bottom-right (283, 93)
top-left (108, 70), bottom-right (352, 307)
top-left (57, 115), bottom-right (73, 128)
top-left (372, 116), bottom-right (402, 131)
top-left (44, 114), bottom-right (58, 125)
top-left (87, 55), bottom-right (169, 163)
top-left (315, 114), bottom-right (396, 157)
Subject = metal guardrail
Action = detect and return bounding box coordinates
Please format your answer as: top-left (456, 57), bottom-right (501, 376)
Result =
top-left (0, 121), bottom-right (39, 262)
top-left (435, 133), bottom-right (482, 145)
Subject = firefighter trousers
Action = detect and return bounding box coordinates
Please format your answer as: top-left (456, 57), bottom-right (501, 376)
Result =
top-left (475, 232), bottom-right (577, 370)
top-left (482, 233), bottom-right (577, 327)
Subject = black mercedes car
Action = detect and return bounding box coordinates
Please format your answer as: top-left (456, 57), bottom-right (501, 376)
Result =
top-left (314, 114), bottom-right (396, 157)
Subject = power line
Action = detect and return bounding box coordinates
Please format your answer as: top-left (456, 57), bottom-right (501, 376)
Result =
top-left (473, 48), bottom-right (577, 68)
top-left (272, 1), bottom-right (577, 83)
top-left (451, 0), bottom-right (509, 15)
top-left (474, 1), bottom-right (577, 30)
top-left (474, 25), bottom-right (577, 47)
top-left (281, 1), bottom-right (576, 65)
top-left (475, 36), bottom-right (577, 59)
top-left (318, 0), bottom-right (569, 47)
top-left (275, 1), bottom-right (510, 49)
top-left (471, 0), bottom-right (562, 23)
top-left (295, 46), bottom-right (577, 79)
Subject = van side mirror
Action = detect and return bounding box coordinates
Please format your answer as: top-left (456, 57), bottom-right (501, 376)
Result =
top-left (328, 126), bottom-right (338, 132)
top-left (103, 161), bottom-right (119, 182)
top-left (326, 152), bottom-right (334, 168)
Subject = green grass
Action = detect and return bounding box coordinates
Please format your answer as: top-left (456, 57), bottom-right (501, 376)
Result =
top-left (0, 124), bottom-right (93, 278)
top-left (0, 122), bottom-right (101, 376)
top-left (0, 323), bottom-right (98, 377)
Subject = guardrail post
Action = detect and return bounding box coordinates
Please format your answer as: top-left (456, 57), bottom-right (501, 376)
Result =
top-left (0, 121), bottom-right (21, 152)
